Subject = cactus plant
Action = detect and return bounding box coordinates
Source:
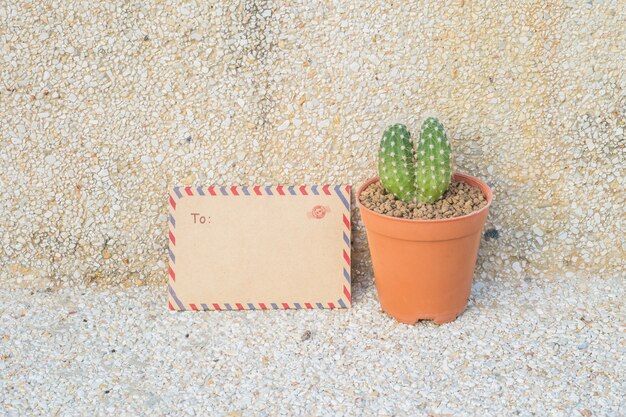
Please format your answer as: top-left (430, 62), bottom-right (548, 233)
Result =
top-left (415, 117), bottom-right (453, 203)
top-left (377, 117), bottom-right (452, 203)
top-left (378, 123), bottom-right (417, 202)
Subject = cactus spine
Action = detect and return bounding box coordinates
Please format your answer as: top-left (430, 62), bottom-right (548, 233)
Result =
top-left (377, 124), bottom-right (417, 202)
top-left (415, 117), bottom-right (452, 203)
top-left (377, 117), bottom-right (452, 204)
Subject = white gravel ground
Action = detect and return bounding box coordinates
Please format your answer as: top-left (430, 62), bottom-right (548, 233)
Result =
top-left (1, 274), bottom-right (623, 417)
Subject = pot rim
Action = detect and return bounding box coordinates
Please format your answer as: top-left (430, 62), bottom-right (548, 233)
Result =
top-left (356, 172), bottom-right (493, 224)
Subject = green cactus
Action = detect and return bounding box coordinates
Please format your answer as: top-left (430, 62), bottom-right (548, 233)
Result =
top-left (378, 123), bottom-right (417, 202)
top-left (415, 117), bottom-right (452, 203)
top-left (377, 117), bottom-right (452, 204)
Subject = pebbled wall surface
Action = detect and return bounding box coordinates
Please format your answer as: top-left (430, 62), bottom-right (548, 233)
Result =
top-left (1, 1), bottom-right (624, 288)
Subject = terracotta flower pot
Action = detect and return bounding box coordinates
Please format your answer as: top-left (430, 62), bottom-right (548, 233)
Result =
top-left (357, 172), bottom-right (493, 325)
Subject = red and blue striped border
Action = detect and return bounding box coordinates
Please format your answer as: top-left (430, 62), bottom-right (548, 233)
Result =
top-left (167, 185), bottom-right (351, 311)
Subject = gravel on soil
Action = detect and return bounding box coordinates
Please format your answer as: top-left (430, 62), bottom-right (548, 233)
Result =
top-left (0, 274), bottom-right (623, 417)
top-left (359, 180), bottom-right (487, 220)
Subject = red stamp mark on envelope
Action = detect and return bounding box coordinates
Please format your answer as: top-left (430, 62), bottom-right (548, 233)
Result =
top-left (310, 205), bottom-right (329, 219)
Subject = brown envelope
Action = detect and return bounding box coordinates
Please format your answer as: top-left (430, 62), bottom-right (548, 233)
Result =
top-left (167, 185), bottom-right (351, 311)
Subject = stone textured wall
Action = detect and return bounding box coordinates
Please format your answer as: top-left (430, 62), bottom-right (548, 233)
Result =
top-left (1, 1), bottom-right (624, 288)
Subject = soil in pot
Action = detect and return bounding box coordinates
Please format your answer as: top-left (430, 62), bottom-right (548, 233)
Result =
top-left (359, 180), bottom-right (487, 220)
